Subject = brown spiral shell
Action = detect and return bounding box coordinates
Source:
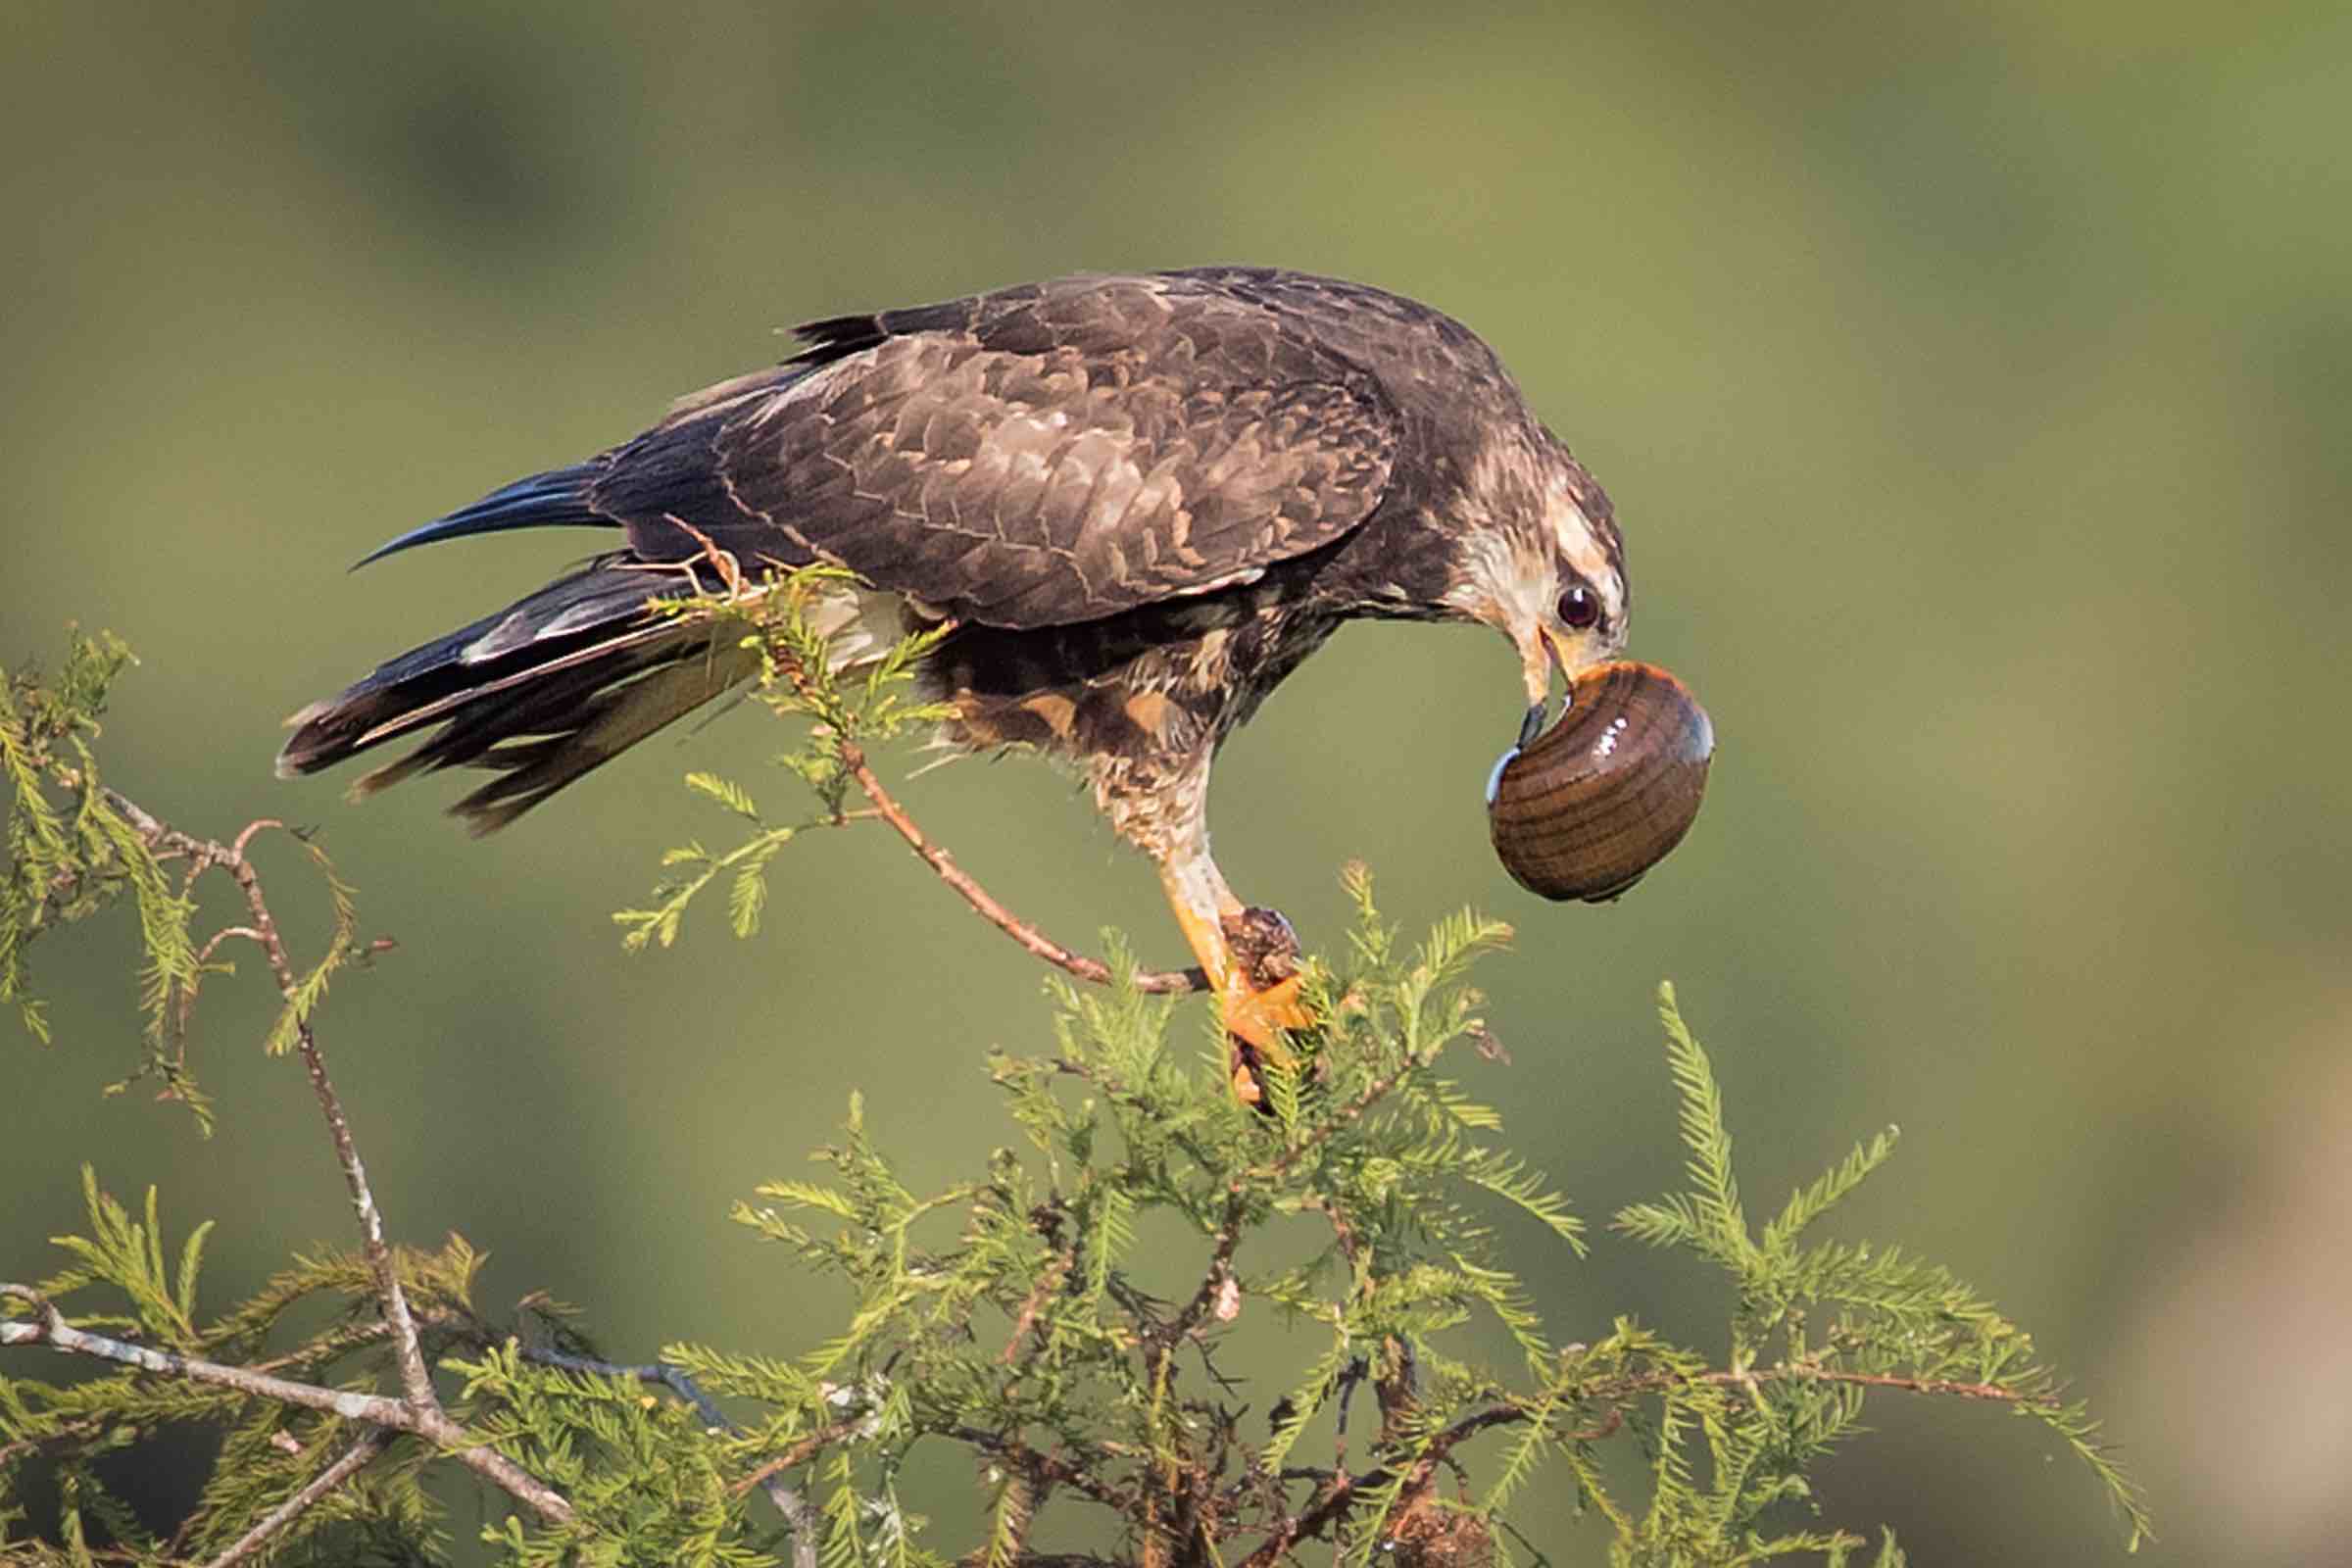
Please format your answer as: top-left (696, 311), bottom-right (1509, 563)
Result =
top-left (1486, 661), bottom-right (1713, 903)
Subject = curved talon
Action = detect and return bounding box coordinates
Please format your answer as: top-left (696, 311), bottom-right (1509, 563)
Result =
top-left (1219, 906), bottom-right (1311, 1102)
top-left (1224, 972), bottom-right (1311, 1045)
top-left (1223, 980), bottom-right (1312, 1105)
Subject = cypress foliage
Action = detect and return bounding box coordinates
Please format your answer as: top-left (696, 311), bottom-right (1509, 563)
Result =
top-left (1, 607), bottom-right (2148, 1564)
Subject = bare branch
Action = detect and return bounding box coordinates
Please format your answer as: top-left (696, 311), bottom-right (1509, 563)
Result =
top-left (130, 805), bottom-right (436, 1419)
top-left (831, 737), bottom-right (1205, 996)
top-left (774, 1486), bottom-right (821, 1568)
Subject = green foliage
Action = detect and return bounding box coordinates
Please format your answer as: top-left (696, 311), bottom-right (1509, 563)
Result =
top-left (256, 841), bottom-right (363, 1063)
top-left (1, 630), bottom-right (368, 1131)
top-left (1611, 986), bottom-right (2151, 1556)
top-left (4, 898), bottom-right (2146, 1563)
top-left (614, 565), bottom-right (956, 953)
top-left (456, 1340), bottom-right (782, 1568)
top-left (2, 614), bottom-right (2145, 1562)
top-left (0, 631), bottom-right (202, 1101)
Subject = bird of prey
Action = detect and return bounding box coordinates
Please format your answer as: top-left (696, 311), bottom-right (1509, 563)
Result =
top-left (279, 268), bottom-right (1629, 1063)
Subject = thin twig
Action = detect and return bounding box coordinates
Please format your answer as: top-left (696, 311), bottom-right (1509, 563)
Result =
top-left (731, 1407), bottom-right (892, 1567)
top-left (1161, 1190), bottom-right (1249, 1356)
top-left (201, 1428), bottom-right (392, 1568)
top-left (1725, 1365), bottom-right (2054, 1402)
top-left (76, 791), bottom-right (577, 1526)
top-left (287, 1019), bottom-right (436, 1405)
top-left (0, 1411), bottom-right (111, 1469)
top-left (999, 1247), bottom-right (1074, 1367)
top-left (1390, 1362), bottom-right (2057, 1485)
top-left (831, 737), bottom-right (1204, 996)
top-left (210, 819), bottom-right (435, 1415)
top-left (948, 1427), bottom-right (1140, 1515)
top-left (1238, 1469), bottom-right (1358, 1568)
top-left (1242, 1051), bottom-right (1429, 1189)
top-left (771, 1481), bottom-right (821, 1568)
top-left (730, 1415), bottom-right (868, 1497)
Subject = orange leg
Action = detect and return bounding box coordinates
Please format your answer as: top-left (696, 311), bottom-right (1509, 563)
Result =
top-left (1157, 848), bottom-right (1313, 1102)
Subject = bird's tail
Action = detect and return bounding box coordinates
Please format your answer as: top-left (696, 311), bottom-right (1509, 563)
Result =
top-left (276, 556), bottom-right (758, 833)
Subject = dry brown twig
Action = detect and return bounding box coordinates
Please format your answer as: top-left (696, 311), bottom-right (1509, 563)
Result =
top-left (831, 733), bottom-right (1204, 996)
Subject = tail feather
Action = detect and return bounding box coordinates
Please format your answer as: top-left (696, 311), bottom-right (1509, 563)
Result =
top-left (278, 556), bottom-right (751, 832)
top-left (351, 463), bottom-right (612, 569)
top-left (432, 651), bottom-right (758, 832)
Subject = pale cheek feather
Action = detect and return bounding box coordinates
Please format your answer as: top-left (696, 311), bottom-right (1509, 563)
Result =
top-left (1442, 528), bottom-right (1552, 629)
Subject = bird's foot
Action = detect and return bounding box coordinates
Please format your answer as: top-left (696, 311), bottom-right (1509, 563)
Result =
top-left (1220, 906), bottom-right (1314, 1106)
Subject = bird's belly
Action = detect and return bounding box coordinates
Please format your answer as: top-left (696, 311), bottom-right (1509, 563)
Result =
top-left (921, 602), bottom-right (1336, 766)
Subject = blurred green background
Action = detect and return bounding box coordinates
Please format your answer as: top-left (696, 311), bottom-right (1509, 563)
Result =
top-left (6, 1), bottom-right (2348, 1559)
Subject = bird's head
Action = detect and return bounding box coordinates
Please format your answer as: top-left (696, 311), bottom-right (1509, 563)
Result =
top-left (1443, 433), bottom-right (1629, 742)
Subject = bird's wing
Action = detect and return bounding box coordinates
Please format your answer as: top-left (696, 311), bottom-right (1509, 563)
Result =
top-left (589, 274), bottom-right (1402, 628)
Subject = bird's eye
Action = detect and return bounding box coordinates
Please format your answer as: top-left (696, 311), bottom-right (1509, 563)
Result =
top-left (1557, 582), bottom-right (1601, 631)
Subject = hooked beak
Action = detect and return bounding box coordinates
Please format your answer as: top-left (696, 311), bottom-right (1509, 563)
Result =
top-left (1515, 625), bottom-right (1582, 748)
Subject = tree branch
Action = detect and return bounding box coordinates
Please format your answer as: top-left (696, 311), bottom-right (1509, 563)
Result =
top-left (1162, 1190), bottom-right (1249, 1357)
top-left (60, 791), bottom-right (579, 1528)
top-left (830, 737), bottom-right (1205, 996)
top-left (949, 1427), bottom-right (1140, 1517)
top-left (0, 1285), bottom-right (568, 1521)
top-left (731, 1415), bottom-right (868, 1498)
top-left (1238, 1468), bottom-right (1361, 1568)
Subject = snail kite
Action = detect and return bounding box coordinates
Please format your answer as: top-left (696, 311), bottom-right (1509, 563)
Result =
top-left (279, 268), bottom-right (1631, 1058)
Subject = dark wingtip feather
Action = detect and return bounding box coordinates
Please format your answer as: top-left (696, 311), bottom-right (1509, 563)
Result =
top-left (788, 297), bottom-right (974, 368)
top-left (277, 695), bottom-right (359, 776)
top-left (789, 311), bottom-right (888, 361)
top-left (351, 464), bottom-right (612, 570)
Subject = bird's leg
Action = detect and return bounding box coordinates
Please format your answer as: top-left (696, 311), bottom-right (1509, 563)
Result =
top-left (1156, 844), bottom-right (1312, 1102)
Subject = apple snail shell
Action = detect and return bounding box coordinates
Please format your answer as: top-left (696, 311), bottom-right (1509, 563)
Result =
top-left (1486, 662), bottom-right (1713, 903)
